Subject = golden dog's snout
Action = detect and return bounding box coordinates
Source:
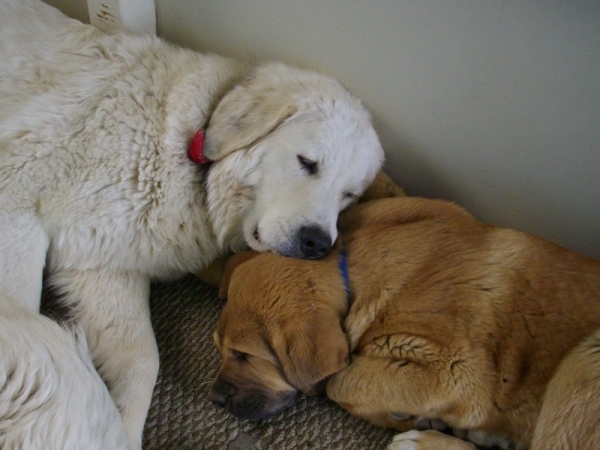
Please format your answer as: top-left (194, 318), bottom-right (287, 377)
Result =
top-left (208, 374), bottom-right (298, 421)
top-left (208, 378), bottom-right (238, 409)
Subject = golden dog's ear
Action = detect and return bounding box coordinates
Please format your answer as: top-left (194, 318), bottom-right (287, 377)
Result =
top-left (218, 251), bottom-right (262, 300)
top-left (359, 170), bottom-right (405, 203)
top-left (273, 313), bottom-right (349, 396)
top-left (195, 257), bottom-right (226, 286)
top-left (204, 80), bottom-right (297, 161)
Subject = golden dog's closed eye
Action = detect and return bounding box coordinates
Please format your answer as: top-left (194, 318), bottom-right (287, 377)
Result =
top-left (230, 350), bottom-right (249, 361)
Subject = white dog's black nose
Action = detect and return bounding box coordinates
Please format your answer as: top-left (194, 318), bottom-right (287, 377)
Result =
top-left (299, 226), bottom-right (332, 259)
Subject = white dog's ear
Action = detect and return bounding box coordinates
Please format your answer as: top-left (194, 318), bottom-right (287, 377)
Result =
top-left (204, 80), bottom-right (297, 161)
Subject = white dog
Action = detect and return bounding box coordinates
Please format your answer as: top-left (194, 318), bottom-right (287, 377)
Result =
top-left (0, 0), bottom-right (384, 448)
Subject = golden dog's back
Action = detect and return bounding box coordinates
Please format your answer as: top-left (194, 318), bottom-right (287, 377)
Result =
top-left (339, 197), bottom-right (600, 444)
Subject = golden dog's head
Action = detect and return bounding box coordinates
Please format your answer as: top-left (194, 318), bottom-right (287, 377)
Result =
top-left (209, 250), bottom-right (350, 420)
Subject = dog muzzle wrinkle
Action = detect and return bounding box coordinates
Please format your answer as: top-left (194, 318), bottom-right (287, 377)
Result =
top-left (226, 391), bottom-right (276, 420)
top-left (223, 389), bottom-right (298, 420)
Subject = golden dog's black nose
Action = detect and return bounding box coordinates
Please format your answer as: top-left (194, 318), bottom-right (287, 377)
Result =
top-left (299, 226), bottom-right (331, 259)
top-left (209, 379), bottom-right (238, 408)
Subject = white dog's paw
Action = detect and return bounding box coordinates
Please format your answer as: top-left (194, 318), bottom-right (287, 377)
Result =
top-left (386, 430), bottom-right (476, 450)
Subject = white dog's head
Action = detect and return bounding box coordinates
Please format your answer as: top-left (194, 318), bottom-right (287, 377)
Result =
top-left (205, 62), bottom-right (384, 259)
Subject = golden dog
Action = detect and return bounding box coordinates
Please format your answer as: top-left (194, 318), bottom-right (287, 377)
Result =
top-left (211, 197), bottom-right (600, 449)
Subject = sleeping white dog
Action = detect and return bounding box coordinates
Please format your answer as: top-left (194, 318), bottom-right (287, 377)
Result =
top-left (0, 0), bottom-right (384, 448)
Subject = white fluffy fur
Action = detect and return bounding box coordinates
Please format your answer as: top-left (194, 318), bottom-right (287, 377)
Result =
top-left (0, 304), bottom-right (130, 450)
top-left (0, 0), bottom-right (384, 448)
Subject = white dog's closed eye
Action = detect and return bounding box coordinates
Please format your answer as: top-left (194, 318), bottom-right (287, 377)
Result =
top-left (298, 155), bottom-right (319, 175)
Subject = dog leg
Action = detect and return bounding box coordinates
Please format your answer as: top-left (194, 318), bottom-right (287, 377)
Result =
top-left (0, 208), bottom-right (47, 310)
top-left (52, 270), bottom-right (158, 450)
top-left (530, 330), bottom-right (600, 450)
top-left (327, 352), bottom-right (487, 449)
top-left (327, 349), bottom-right (488, 432)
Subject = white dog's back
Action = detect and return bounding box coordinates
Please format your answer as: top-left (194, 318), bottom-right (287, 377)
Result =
top-left (0, 0), bottom-right (106, 136)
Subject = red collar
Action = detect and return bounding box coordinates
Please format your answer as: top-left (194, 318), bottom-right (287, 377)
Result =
top-left (188, 129), bottom-right (211, 165)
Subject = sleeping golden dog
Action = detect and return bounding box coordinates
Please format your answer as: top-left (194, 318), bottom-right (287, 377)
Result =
top-left (210, 197), bottom-right (600, 449)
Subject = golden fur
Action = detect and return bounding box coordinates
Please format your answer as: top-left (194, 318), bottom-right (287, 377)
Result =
top-left (213, 195), bottom-right (600, 449)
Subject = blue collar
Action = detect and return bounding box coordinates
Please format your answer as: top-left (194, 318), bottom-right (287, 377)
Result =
top-left (338, 240), bottom-right (351, 299)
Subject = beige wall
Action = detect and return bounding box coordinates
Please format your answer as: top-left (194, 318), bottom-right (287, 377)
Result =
top-left (44, 0), bottom-right (600, 259)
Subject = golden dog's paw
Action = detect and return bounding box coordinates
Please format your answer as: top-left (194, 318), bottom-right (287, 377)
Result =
top-left (386, 430), bottom-right (476, 450)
